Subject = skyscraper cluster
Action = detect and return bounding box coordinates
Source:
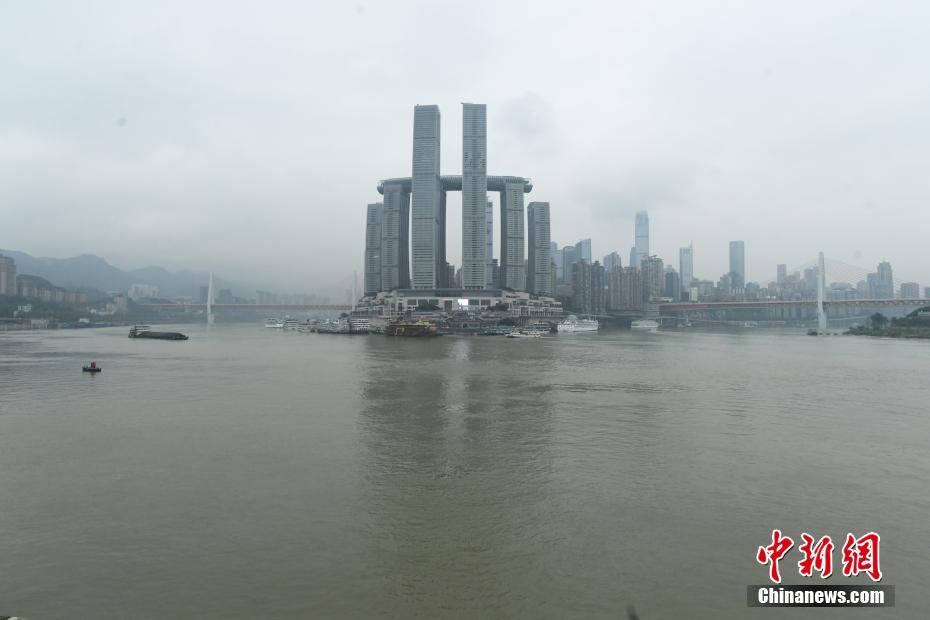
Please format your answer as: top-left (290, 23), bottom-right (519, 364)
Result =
top-left (364, 104), bottom-right (552, 298)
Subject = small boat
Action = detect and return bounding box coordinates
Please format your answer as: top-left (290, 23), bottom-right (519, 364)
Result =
top-left (128, 325), bottom-right (189, 340)
top-left (82, 362), bottom-right (102, 373)
top-left (506, 326), bottom-right (547, 338)
top-left (631, 319), bottom-right (659, 333)
top-left (265, 318), bottom-right (284, 328)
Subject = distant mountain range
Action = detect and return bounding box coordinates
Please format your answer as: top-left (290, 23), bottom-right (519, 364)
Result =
top-left (0, 249), bottom-right (243, 299)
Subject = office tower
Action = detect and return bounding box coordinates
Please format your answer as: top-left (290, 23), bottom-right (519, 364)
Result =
top-left (632, 211), bottom-right (649, 267)
top-left (562, 245), bottom-right (578, 280)
top-left (461, 103), bottom-right (487, 289)
top-left (381, 182), bottom-right (410, 291)
top-left (0, 254), bottom-right (16, 296)
top-left (900, 282), bottom-right (920, 299)
top-left (641, 255), bottom-right (664, 301)
top-left (490, 259), bottom-right (500, 289)
top-left (665, 269), bottom-right (681, 301)
top-left (877, 261), bottom-right (894, 299)
top-left (499, 180), bottom-right (526, 290)
top-left (411, 105), bottom-right (441, 289)
top-left (603, 252), bottom-right (621, 272)
top-left (679, 244), bottom-right (693, 295)
top-left (364, 203), bottom-right (383, 295)
top-left (777, 264), bottom-right (787, 285)
top-left (729, 241), bottom-right (746, 288)
top-left (486, 201), bottom-right (494, 287)
top-left (527, 202), bottom-right (552, 295)
top-left (575, 238), bottom-right (592, 263)
top-left (925, 287), bottom-right (930, 299)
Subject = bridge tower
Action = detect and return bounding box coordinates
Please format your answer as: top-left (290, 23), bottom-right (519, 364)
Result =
top-left (207, 272), bottom-right (215, 325)
top-left (817, 252), bottom-right (827, 332)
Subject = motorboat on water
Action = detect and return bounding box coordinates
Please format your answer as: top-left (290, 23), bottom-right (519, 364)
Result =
top-left (265, 318), bottom-right (284, 328)
top-left (506, 329), bottom-right (541, 338)
top-left (631, 319), bottom-right (659, 333)
top-left (82, 362), bottom-right (101, 373)
top-left (506, 324), bottom-right (550, 338)
top-left (128, 325), bottom-right (189, 340)
top-left (557, 315), bottom-right (599, 333)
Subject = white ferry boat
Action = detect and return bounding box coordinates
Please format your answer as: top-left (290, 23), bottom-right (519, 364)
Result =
top-left (506, 324), bottom-right (550, 338)
top-left (265, 318), bottom-right (284, 328)
top-left (631, 319), bottom-right (659, 332)
top-left (557, 315), bottom-right (599, 333)
top-left (283, 318), bottom-right (300, 330)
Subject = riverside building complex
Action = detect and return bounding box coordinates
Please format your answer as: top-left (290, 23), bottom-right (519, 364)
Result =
top-left (362, 104), bottom-right (558, 319)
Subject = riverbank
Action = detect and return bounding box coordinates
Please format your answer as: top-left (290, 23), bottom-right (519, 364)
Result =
top-left (846, 325), bottom-right (930, 339)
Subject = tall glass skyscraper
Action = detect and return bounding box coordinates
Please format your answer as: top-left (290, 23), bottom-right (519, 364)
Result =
top-left (499, 181), bottom-right (526, 290)
top-left (633, 211), bottom-right (649, 268)
top-left (527, 202), bottom-right (552, 295)
top-left (461, 103), bottom-right (487, 289)
top-left (380, 183), bottom-right (410, 291)
top-left (364, 203), bottom-right (383, 295)
top-left (411, 105), bottom-right (441, 289)
top-left (679, 243), bottom-right (693, 297)
top-left (486, 201), bottom-right (494, 287)
top-left (729, 240), bottom-right (746, 288)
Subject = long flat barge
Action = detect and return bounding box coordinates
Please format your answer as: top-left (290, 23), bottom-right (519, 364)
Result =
top-left (128, 325), bottom-right (189, 340)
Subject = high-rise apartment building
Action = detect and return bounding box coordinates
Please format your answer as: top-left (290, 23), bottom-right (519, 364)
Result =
top-left (0, 254), bottom-right (17, 296)
top-left (411, 105), bottom-right (441, 288)
top-left (620, 266), bottom-right (643, 311)
top-left (777, 264), bottom-right (787, 285)
top-left (527, 202), bottom-right (552, 295)
top-left (900, 282), bottom-right (919, 299)
top-left (664, 269), bottom-right (681, 302)
top-left (364, 203), bottom-right (383, 294)
top-left (729, 241), bottom-right (746, 288)
top-left (641, 255), bottom-right (664, 301)
top-left (571, 260), bottom-right (605, 315)
top-left (461, 103), bottom-right (487, 289)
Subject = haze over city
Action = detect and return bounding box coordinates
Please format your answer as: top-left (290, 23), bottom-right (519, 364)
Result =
top-left (2, 0), bottom-right (929, 296)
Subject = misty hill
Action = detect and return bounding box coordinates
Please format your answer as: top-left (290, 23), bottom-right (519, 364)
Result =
top-left (0, 249), bottom-right (241, 299)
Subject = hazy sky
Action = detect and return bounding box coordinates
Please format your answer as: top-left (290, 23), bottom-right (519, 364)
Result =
top-left (2, 0), bottom-right (929, 295)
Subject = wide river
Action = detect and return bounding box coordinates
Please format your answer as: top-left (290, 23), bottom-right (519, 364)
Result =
top-left (1, 324), bottom-right (927, 618)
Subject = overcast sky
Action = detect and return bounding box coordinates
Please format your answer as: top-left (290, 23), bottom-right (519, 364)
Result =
top-left (2, 0), bottom-right (928, 295)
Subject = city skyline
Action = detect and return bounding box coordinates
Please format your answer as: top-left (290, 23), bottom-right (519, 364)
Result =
top-left (2, 2), bottom-right (930, 296)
